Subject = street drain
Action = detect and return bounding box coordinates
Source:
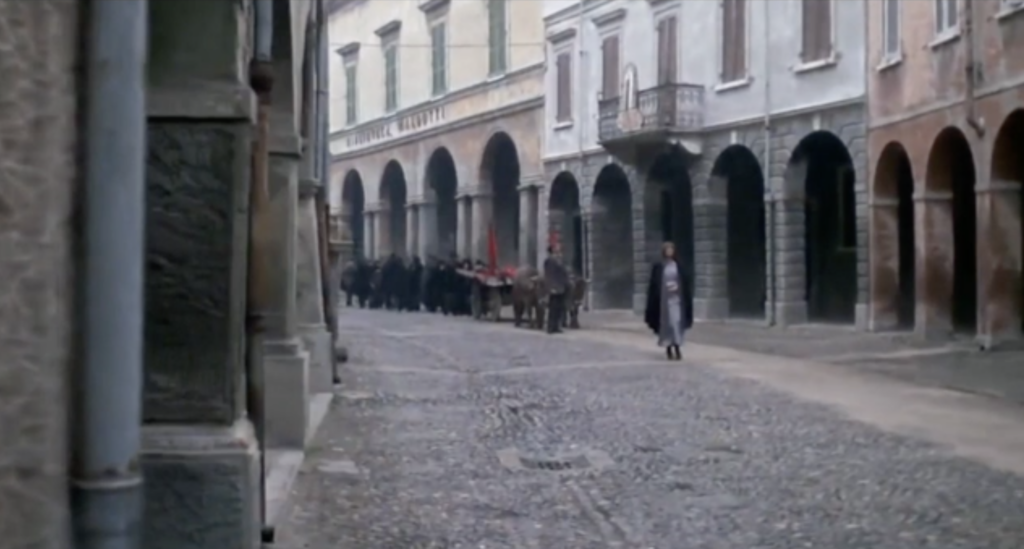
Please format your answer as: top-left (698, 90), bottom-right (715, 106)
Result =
top-left (496, 447), bottom-right (614, 473)
top-left (520, 455), bottom-right (590, 471)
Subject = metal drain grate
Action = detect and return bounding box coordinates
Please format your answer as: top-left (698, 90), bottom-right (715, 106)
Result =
top-left (497, 447), bottom-right (613, 473)
top-left (520, 455), bottom-right (589, 471)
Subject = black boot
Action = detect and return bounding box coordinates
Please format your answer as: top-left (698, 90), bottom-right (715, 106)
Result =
top-left (665, 346), bottom-right (673, 360)
top-left (672, 345), bottom-right (682, 360)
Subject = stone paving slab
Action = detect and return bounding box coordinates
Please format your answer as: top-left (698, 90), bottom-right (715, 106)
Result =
top-left (275, 309), bottom-right (1024, 549)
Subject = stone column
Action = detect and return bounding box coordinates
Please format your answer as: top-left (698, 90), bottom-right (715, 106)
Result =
top-left (142, 3), bottom-right (260, 546)
top-left (262, 146), bottom-right (310, 449)
top-left (976, 181), bottom-right (1021, 348)
top-left (771, 193), bottom-right (809, 326)
top-left (692, 194), bottom-right (729, 321)
top-left (406, 202), bottom-right (418, 257)
top-left (517, 184), bottom-right (538, 268)
top-left (296, 178), bottom-right (332, 391)
top-left (457, 194), bottom-right (472, 258)
top-left (363, 209), bottom-right (376, 259)
top-left (418, 199), bottom-right (437, 258)
top-left (471, 191), bottom-right (493, 261)
top-left (867, 197), bottom-right (901, 331)
top-left (375, 205), bottom-right (390, 257)
top-left (914, 189), bottom-right (954, 339)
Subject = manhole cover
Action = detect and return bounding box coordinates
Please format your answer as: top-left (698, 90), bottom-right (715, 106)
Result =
top-left (496, 447), bottom-right (614, 473)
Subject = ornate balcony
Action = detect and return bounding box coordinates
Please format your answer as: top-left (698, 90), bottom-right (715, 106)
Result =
top-left (597, 83), bottom-right (705, 148)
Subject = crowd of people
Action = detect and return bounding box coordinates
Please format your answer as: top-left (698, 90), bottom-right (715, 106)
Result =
top-left (339, 253), bottom-right (481, 315)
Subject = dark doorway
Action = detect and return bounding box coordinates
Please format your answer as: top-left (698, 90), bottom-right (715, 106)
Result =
top-left (479, 132), bottom-right (521, 266)
top-left (713, 145), bottom-right (767, 318)
top-left (872, 142), bottom-right (916, 329)
top-left (927, 128), bottom-right (977, 332)
top-left (591, 164), bottom-right (634, 309)
top-left (572, 214), bottom-right (584, 275)
top-left (647, 145), bottom-right (695, 284)
top-left (342, 170), bottom-right (365, 259)
top-left (426, 147), bottom-right (458, 257)
top-left (789, 131), bottom-right (857, 323)
top-left (548, 172), bottom-right (581, 272)
top-left (379, 160), bottom-right (408, 256)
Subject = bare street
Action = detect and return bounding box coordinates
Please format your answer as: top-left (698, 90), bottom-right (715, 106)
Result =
top-left (276, 310), bottom-right (1024, 549)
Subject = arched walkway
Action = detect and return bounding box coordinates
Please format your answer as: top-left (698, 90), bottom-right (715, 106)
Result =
top-left (712, 145), bottom-right (766, 318)
top-left (645, 145), bottom-right (695, 275)
top-left (787, 131), bottom-right (857, 323)
top-left (479, 132), bottom-right (521, 266)
top-left (925, 127), bottom-right (976, 333)
top-left (379, 160), bottom-right (408, 256)
top-left (871, 142), bottom-right (915, 329)
top-left (342, 170), bottom-right (366, 259)
top-left (591, 164), bottom-right (634, 309)
top-left (426, 147), bottom-right (458, 258)
top-left (985, 109), bottom-right (1024, 336)
top-left (548, 172), bottom-right (582, 274)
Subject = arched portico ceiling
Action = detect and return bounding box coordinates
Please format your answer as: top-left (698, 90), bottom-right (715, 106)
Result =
top-left (478, 132), bottom-right (520, 183)
top-left (992, 109), bottom-right (1024, 183)
top-left (379, 160), bottom-right (407, 199)
top-left (343, 169), bottom-right (365, 202)
top-left (548, 172), bottom-right (580, 210)
top-left (425, 147), bottom-right (458, 196)
top-left (873, 142), bottom-right (913, 199)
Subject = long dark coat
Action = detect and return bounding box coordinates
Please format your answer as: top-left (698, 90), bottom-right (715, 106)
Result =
top-left (643, 261), bottom-right (694, 335)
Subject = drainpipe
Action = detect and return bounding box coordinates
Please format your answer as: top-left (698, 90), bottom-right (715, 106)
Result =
top-left (763, 0), bottom-right (776, 326)
top-left (248, 0), bottom-right (274, 542)
top-left (576, 0), bottom-right (591, 308)
top-left (963, 0), bottom-right (985, 136)
top-left (72, 2), bottom-right (147, 549)
top-left (315, 0), bottom-right (341, 384)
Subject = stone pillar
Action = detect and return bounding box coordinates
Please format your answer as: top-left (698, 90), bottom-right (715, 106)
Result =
top-left (457, 194), bottom-right (472, 258)
top-left (363, 209), bottom-right (376, 259)
top-left (867, 197), bottom-right (902, 331)
top-left (914, 189), bottom-right (954, 339)
top-left (771, 194), bottom-right (809, 326)
top-left (296, 178), bottom-right (332, 391)
top-left (262, 148), bottom-right (310, 449)
top-left (375, 206), bottom-right (390, 257)
top-left (471, 191), bottom-right (493, 261)
top-left (692, 193), bottom-right (729, 321)
top-left (518, 184), bottom-right (538, 268)
top-left (418, 200), bottom-right (437, 258)
top-left (141, 3), bottom-right (261, 547)
top-left (406, 202), bottom-right (418, 257)
top-left (976, 181), bottom-right (1021, 347)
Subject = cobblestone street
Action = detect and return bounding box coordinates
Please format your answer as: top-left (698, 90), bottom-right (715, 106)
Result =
top-left (277, 310), bottom-right (1024, 549)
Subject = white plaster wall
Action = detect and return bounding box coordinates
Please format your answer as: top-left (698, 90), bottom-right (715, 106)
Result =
top-left (541, 0), bottom-right (867, 160)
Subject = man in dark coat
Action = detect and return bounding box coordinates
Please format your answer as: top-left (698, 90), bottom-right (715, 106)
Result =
top-left (406, 255), bottom-right (424, 311)
top-left (543, 244), bottom-right (569, 334)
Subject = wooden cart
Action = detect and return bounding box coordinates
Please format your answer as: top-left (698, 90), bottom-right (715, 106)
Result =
top-left (456, 267), bottom-right (514, 322)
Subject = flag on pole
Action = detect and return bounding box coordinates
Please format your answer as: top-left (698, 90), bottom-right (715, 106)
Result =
top-left (487, 223), bottom-right (498, 271)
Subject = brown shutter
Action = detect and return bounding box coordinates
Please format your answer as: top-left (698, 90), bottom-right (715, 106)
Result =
top-left (667, 16), bottom-right (678, 83)
top-left (602, 35), bottom-right (619, 98)
top-left (802, 0), bottom-right (830, 62)
top-left (556, 52), bottom-right (571, 121)
top-left (722, 0), bottom-right (744, 82)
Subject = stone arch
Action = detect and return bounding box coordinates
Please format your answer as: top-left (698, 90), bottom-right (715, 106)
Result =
top-left (711, 145), bottom-right (766, 318)
top-left (870, 142), bottom-right (915, 329)
top-left (379, 160), bottom-right (408, 256)
top-left (342, 170), bottom-right (366, 259)
top-left (924, 127), bottom-right (977, 333)
top-left (591, 164), bottom-right (634, 309)
top-left (645, 144), bottom-right (696, 280)
top-left (479, 131), bottom-right (521, 265)
top-left (983, 109), bottom-right (1024, 338)
top-left (548, 172), bottom-right (582, 274)
top-left (425, 147), bottom-right (459, 258)
top-left (787, 130), bottom-right (857, 323)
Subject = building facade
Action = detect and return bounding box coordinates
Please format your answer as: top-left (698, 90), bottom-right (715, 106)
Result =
top-left (542, 0), bottom-right (869, 326)
top-left (328, 0), bottom-right (547, 268)
top-left (866, 0), bottom-right (1024, 346)
top-left (0, 2), bottom-right (331, 548)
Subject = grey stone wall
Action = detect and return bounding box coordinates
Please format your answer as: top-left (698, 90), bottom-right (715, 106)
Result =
top-left (0, 3), bottom-right (79, 547)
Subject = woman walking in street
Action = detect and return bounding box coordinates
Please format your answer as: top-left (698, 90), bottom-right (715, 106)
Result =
top-left (644, 241), bottom-right (693, 360)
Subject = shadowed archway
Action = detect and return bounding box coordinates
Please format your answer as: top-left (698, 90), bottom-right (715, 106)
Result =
top-left (926, 127), bottom-right (976, 333)
top-left (872, 142), bottom-right (915, 329)
top-left (591, 165), bottom-right (634, 309)
top-left (426, 147), bottom-right (458, 258)
top-left (645, 145), bottom-right (695, 280)
top-left (989, 109), bottom-right (1024, 334)
top-left (342, 170), bottom-right (365, 259)
top-left (788, 131), bottom-right (857, 323)
top-left (379, 160), bottom-right (408, 256)
top-left (479, 132), bottom-right (521, 265)
top-left (548, 172), bottom-right (582, 274)
top-left (712, 145), bottom-right (766, 318)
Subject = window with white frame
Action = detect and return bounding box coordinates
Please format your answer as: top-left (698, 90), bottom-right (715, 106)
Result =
top-left (934, 0), bottom-right (958, 34)
top-left (430, 21), bottom-right (447, 96)
top-left (882, 0), bottom-right (900, 59)
top-left (344, 62), bottom-right (358, 125)
top-left (488, 0), bottom-right (508, 75)
top-left (383, 40), bottom-right (399, 112)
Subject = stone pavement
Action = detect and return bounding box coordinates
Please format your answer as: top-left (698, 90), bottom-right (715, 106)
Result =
top-left (585, 310), bottom-right (1024, 406)
top-left (274, 308), bottom-right (1024, 548)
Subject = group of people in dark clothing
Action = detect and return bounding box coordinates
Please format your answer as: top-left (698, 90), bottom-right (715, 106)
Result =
top-left (339, 253), bottom-right (481, 315)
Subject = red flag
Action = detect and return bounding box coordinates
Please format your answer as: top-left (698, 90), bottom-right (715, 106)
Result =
top-left (487, 223), bottom-right (498, 272)
top-left (548, 229), bottom-right (559, 250)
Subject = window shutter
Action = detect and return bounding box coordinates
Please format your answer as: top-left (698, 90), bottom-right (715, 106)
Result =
top-left (556, 53), bottom-right (571, 121)
top-left (601, 36), bottom-right (619, 98)
top-left (732, 1), bottom-right (745, 79)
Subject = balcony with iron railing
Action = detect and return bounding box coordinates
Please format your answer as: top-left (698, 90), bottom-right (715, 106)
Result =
top-left (597, 83), bottom-right (705, 146)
